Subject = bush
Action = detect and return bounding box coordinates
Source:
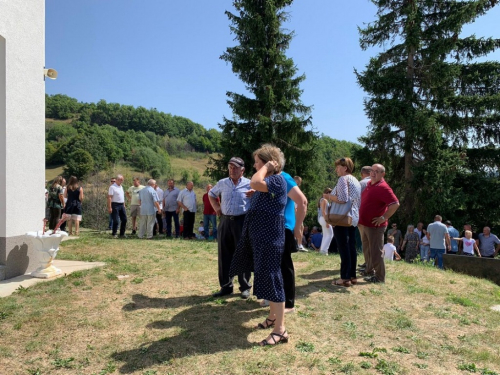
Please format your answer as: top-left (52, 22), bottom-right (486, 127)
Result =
top-left (64, 149), bottom-right (94, 180)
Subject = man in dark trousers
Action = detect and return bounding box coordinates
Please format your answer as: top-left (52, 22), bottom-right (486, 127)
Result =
top-left (208, 157), bottom-right (253, 299)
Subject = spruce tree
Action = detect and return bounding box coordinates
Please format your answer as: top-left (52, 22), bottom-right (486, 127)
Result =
top-left (356, 0), bottom-right (500, 225)
top-left (208, 0), bottom-right (316, 185)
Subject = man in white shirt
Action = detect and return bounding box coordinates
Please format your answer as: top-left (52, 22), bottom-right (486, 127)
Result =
top-left (177, 181), bottom-right (197, 239)
top-left (108, 174), bottom-right (127, 238)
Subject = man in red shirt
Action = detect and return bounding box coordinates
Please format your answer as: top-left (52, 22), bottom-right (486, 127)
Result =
top-left (203, 184), bottom-right (217, 240)
top-left (358, 164), bottom-right (400, 283)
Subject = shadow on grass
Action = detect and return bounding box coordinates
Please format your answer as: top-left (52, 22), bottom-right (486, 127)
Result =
top-left (114, 294), bottom-right (265, 373)
top-left (296, 271), bottom-right (352, 296)
top-left (123, 294), bottom-right (211, 311)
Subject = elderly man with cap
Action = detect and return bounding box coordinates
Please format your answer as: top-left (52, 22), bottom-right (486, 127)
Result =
top-left (209, 157), bottom-right (253, 299)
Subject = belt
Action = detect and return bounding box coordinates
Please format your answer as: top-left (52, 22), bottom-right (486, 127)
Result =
top-left (221, 214), bottom-right (245, 220)
top-left (111, 202), bottom-right (124, 205)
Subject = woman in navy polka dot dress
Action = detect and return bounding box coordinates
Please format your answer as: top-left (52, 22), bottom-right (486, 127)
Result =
top-left (230, 144), bottom-right (289, 346)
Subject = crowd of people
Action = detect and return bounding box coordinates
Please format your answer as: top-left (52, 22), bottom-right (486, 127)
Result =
top-left (44, 148), bottom-right (500, 346)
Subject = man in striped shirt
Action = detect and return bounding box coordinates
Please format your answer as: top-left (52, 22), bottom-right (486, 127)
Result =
top-left (209, 157), bottom-right (253, 299)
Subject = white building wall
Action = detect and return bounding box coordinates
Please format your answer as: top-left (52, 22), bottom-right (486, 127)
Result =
top-left (0, 1), bottom-right (46, 238)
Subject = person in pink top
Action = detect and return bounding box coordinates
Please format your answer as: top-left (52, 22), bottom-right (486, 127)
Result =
top-left (358, 164), bottom-right (400, 283)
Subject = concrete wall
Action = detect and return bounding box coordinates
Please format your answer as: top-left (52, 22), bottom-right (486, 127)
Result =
top-left (0, 1), bottom-right (46, 279)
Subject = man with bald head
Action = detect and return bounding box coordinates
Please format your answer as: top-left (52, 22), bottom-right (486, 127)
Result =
top-left (358, 163), bottom-right (400, 283)
top-left (137, 179), bottom-right (161, 239)
top-left (477, 227), bottom-right (500, 258)
top-left (427, 215), bottom-right (451, 269)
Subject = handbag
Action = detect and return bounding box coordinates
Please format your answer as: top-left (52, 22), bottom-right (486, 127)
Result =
top-left (326, 178), bottom-right (353, 227)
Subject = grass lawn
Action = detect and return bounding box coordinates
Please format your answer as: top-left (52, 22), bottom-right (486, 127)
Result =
top-left (1, 233), bottom-right (499, 375)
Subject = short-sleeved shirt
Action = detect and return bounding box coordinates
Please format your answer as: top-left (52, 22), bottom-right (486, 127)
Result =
top-left (163, 187), bottom-right (180, 212)
top-left (282, 171), bottom-right (297, 231)
top-left (138, 186), bottom-right (160, 216)
top-left (383, 243), bottom-right (397, 261)
top-left (359, 179), bottom-right (399, 228)
top-left (331, 174), bottom-right (361, 227)
top-left (108, 183), bottom-right (125, 203)
top-left (427, 221), bottom-right (448, 249)
top-left (387, 229), bottom-right (402, 247)
top-left (203, 193), bottom-right (216, 215)
top-left (128, 185), bottom-right (144, 206)
top-left (310, 233), bottom-right (323, 248)
top-left (155, 187), bottom-right (164, 210)
top-left (477, 233), bottom-right (500, 257)
top-left (463, 238), bottom-right (476, 255)
top-left (359, 176), bottom-right (371, 193)
top-left (177, 188), bottom-right (197, 211)
top-left (209, 177), bottom-right (251, 216)
top-left (447, 226), bottom-right (460, 252)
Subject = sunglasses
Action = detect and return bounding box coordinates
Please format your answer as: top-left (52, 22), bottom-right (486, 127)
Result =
top-left (111, 181), bottom-right (116, 183)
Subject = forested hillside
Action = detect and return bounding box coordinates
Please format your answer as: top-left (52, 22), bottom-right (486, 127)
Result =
top-left (45, 94), bottom-right (221, 178)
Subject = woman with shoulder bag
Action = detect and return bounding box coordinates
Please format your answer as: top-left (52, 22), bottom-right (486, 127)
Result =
top-left (329, 158), bottom-right (361, 287)
top-left (317, 188), bottom-right (333, 255)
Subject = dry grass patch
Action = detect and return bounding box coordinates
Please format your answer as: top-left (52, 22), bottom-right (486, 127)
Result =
top-left (1, 234), bottom-right (499, 374)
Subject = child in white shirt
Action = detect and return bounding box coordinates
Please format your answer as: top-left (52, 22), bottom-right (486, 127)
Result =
top-left (383, 236), bottom-right (401, 261)
top-left (452, 230), bottom-right (481, 257)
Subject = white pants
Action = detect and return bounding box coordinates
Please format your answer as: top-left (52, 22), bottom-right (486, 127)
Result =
top-left (139, 215), bottom-right (156, 239)
top-left (319, 216), bottom-right (334, 253)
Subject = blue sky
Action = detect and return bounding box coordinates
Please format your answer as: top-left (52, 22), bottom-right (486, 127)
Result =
top-left (45, 1), bottom-right (500, 144)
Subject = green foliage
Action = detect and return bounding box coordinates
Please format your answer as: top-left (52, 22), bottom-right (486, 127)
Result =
top-left (64, 149), bottom-right (94, 180)
top-left (295, 341), bottom-right (315, 353)
top-left (45, 94), bottom-right (81, 119)
top-left (356, 0), bottom-right (500, 226)
top-left (209, 0), bottom-right (317, 200)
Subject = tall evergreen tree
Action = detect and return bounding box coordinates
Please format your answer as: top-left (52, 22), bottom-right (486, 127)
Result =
top-left (208, 0), bottom-right (316, 187)
top-left (356, 0), bottom-right (500, 226)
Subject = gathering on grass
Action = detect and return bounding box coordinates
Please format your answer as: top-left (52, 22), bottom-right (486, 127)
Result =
top-left (30, 149), bottom-right (500, 374)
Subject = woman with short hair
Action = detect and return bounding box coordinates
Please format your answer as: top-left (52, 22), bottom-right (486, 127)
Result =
top-left (330, 157), bottom-right (362, 287)
top-left (230, 144), bottom-right (289, 346)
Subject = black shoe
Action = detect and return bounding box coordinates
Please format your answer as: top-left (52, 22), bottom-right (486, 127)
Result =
top-left (358, 263), bottom-right (366, 268)
top-left (131, 230), bottom-right (136, 235)
top-left (366, 276), bottom-right (384, 283)
top-left (212, 289), bottom-right (233, 298)
top-left (119, 235), bottom-right (127, 239)
top-left (241, 289), bottom-right (251, 299)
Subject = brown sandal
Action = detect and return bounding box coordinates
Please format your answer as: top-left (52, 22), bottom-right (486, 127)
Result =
top-left (350, 278), bottom-right (358, 285)
top-left (332, 279), bottom-right (351, 287)
top-left (256, 318), bottom-right (275, 329)
top-left (259, 331), bottom-right (289, 346)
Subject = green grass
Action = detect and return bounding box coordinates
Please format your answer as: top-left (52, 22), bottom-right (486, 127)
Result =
top-left (1, 232), bottom-right (499, 374)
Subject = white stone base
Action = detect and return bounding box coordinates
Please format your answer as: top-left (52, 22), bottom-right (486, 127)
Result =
top-left (31, 264), bottom-right (62, 279)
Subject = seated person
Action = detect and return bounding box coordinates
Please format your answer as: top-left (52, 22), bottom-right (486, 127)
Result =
top-left (196, 221), bottom-right (205, 240)
top-left (309, 226), bottom-right (323, 251)
top-left (383, 236), bottom-right (401, 261)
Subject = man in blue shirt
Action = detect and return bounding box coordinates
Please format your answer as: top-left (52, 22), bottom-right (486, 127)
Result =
top-left (427, 215), bottom-right (451, 269)
top-left (209, 157), bottom-right (253, 299)
top-left (445, 220), bottom-right (459, 254)
top-left (310, 227), bottom-right (323, 251)
top-left (137, 179), bottom-right (161, 239)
